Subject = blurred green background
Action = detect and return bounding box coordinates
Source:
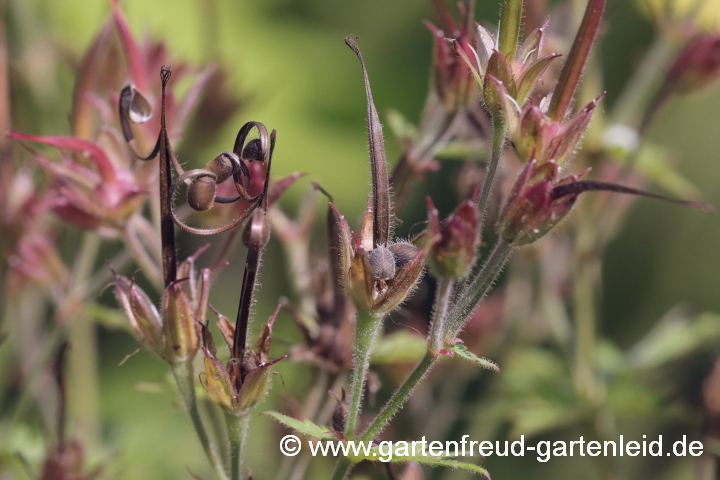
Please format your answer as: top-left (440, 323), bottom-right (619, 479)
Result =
top-left (4, 0), bottom-right (720, 479)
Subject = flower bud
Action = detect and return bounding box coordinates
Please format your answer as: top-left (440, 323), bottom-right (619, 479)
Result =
top-left (426, 197), bottom-right (479, 278)
top-left (329, 389), bottom-right (348, 432)
top-left (483, 52), bottom-right (515, 115)
top-left (497, 158), bottom-right (577, 246)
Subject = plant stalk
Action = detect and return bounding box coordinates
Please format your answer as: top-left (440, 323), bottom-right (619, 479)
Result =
top-left (345, 310), bottom-right (383, 441)
top-left (498, 0), bottom-right (524, 57)
top-left (360, 352), bottom-right (436, 443)
top-left (476, 117), bottom-right (505, 222)
top-left (330, 456), bottom-right (354, 480)
top-left (172, 361), bottom-right (229, 480)
top-left (448, 239), bottom-right (514, 338)
top-left (67, 232), bottom-right (102, 444)
top-left (224, 412), bottom-right (250, 480)
top-left (428, 277), bottom-right (456, 355)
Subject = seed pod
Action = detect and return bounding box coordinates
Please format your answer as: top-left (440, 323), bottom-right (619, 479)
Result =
top-left (389, 242), bottom-right (421, 270)
top-left (187, 152), bottom-right (239, 211)
top-left (242, 209), bottom-right (270, 251)
top-left (368, 245), bottom-right (396, 281)
top-left (187, 176), bottom-right (216, 211)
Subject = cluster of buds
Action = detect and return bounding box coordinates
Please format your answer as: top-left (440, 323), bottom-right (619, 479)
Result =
top-left (332, 37), bottom-right (429, 317)
top-left (497, 151), bottom-right (714, 246)
top-left (453, 11), bottom-right (561, 112)
top-left (199, 305), bottom-right (286, 415)
top-left (8, 1), bottom-right (238, 237)
top-left (498, 89), bottom-right (605, 166)
top-left (426, 0), bottom-right (480, 111)
top-left (110, 245), bottom-right (217, 364)
top-left (491, 0), bottom-right (714, 247)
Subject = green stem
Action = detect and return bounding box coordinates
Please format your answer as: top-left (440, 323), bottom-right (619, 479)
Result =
top-left (447, 238), bottom-right (514, 337)
top-left (498, 0), bottom-right (524, 57)
top-left (346, 310), bottom-right (383, 440)
top-left (476, 117), bottom-right (506, 222)
top-left (611, 35), bottom-right (675, 130)
top-left (172, 361), bottom-right (229, 480)
top-left (330, 456), bottom-right (354, 480)
top-left (67, 232), bottom-right (102, 444)
top-left (360, 352), bottom-right (435, 443)
top-left (428, 277), bottom-right (456, 355)
top-left (572, 221), bottom-right (600, 400)
top-left (224, 412), bottom-right (250, 480)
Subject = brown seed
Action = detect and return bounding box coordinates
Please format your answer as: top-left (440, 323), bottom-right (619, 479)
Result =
top-left (187, 176), bottom-right (216, 211)
top-left (368, 245), bottom-right (396, 281)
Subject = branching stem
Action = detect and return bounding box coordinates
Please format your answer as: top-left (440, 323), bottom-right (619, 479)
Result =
top-left (172, 361), bottom-right (229, 480)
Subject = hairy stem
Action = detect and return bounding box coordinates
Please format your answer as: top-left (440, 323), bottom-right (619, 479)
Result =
top-left (346, 310), bottom-right (383, 440)
top-left (172, 361), bottom-right (229, 480)
top-left (476, 117), bottom-right (505, 222)
top-left (330, 456), bottom-right (354, 480)
top-left (224, 412), bottom-right (250, 480)
top-left (447, 238), bottom-right (514, 337)
top-left (428, 277), bottom-right (456, 355)
top-left (360, 351), bottom-right (436, 443)
top-left (498, 0), bottom-right (524, 57)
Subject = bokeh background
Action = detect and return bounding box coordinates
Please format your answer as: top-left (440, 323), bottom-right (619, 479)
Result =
top-left (2, 0), bottom-right (720, 479)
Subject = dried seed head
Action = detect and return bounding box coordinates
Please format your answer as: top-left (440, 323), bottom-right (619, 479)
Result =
top-left (368, 245), bottom-right (396, 281)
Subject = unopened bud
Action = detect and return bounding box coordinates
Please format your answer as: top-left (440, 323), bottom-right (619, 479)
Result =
top-left (329, 389), bottom-right (348, 432)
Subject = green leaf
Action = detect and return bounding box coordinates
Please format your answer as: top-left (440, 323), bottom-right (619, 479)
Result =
top-left (445, 343), bottom-right (499, 372)
top-left (371, 331), bottom-right (427, 365)
top-left (627, 311), bottom-right (720, 370)
top-left (262, 411), bottom-right (336, 440)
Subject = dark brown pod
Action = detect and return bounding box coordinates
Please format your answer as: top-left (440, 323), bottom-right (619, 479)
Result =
top-left (188, 176), bottom-right (216, 211)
